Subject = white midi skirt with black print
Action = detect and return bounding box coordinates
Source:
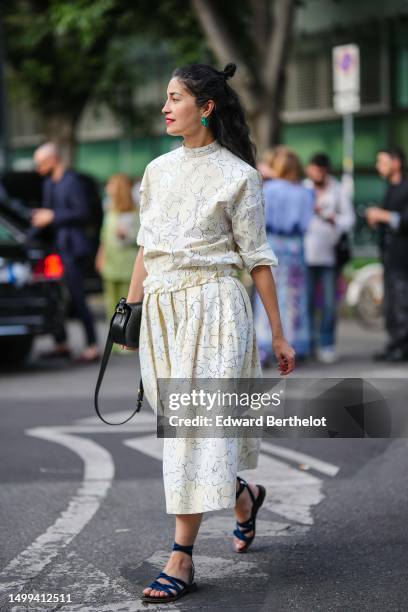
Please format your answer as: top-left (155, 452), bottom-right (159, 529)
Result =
top-left (139, 275), bottom-right (262, 514)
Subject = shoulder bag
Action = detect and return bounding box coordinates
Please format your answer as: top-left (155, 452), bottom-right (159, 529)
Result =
top-left (94, 297), bottom-right (144, 425)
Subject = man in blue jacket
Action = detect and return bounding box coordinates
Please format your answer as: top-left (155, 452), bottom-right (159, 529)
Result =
top-left (31, 142), bottom-right (100, 363)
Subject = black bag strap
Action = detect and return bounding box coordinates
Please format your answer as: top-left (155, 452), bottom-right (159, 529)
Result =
top-left (94, 332), bottom-right (143, 426)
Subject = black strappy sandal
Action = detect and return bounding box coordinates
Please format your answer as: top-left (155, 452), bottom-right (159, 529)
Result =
top-left (141, 542), bottom-right (198, 604)
top-left (233, 475), bottom-right (266, 553)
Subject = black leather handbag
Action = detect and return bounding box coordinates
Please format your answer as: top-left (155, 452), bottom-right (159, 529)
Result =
top-left (94, 297), bottom-right (144, 425)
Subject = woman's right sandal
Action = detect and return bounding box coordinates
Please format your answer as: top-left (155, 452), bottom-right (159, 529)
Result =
top-left (234, 475), bottom-right (266, 553)
top-left (141, 542), bottom-right (198, 604)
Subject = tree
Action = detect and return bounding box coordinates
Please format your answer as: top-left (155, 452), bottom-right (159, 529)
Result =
top-left (2, 0), bottom-right (208, 164)
top-left (3, 0), bottom-right (127, 163)
top-left (191, 0), bottom-right (297, 153)
top-left (3, 0), bottom-right (298, 163)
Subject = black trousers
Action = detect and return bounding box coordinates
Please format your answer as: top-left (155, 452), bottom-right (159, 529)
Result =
top-left (54, 254), bottom-right (97, 347)
top-left (383, 264), bottom-right (408, 354)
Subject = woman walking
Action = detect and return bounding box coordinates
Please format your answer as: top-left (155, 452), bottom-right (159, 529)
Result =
top-left (126, 63), bottom-right (295, 603)
top-left (95, 173), bottom-right (140, 353)
top-left (253, 147), bottom-right (314, 365)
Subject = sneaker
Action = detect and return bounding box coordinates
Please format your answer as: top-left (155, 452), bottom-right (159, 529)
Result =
top-left (317, 347), bottom-right (337, 364)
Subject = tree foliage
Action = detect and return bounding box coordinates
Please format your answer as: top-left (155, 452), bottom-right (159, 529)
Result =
top-left (2, 0), bottom-right (298, 155)
top-left (4, 1), bottom-right (118, 120)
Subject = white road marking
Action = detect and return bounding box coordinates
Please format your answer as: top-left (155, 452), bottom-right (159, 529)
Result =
top-left (44, 424), bottom-right (155, 434)
top-left (262, 441), bottom-right (340, 476)
top-left (9, 550), bottom-right (143, 612)
top-left (199, 516), bottom-right (309, 539)
top-left (62, 603), bottom-right (177, 612)
top-left (202, 452), bottom-right (323, 532)
top-left (76, 410), bottom-right (156, 427)
top-left (0, 428), bottom-right (114, 595)
top-left (123, 436), bottom-right (163, 461)
top-left (240, 452), bottom-right (323, 525)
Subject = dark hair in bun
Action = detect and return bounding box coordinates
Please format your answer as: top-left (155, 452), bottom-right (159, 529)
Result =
top-left (222, 63), bottom-right (237, 80)
top-left (172, 62), bottom-right (256, 168)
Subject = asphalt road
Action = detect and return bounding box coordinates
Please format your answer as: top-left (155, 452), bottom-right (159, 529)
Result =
top-left (0, 313), bottom-right (407, 611)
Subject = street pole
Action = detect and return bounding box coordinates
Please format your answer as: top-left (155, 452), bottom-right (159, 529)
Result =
top-left (342, 113), bottom-right (354, 201)
top-left (333, 45), bottom-right (360, 204)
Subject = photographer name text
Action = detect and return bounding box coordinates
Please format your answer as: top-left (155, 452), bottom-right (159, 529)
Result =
top-left (167, 415), bottom-right (327, 428)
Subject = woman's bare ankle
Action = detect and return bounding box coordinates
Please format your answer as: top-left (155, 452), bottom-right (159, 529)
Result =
top-left (169, 551), bottom-right (192, 568)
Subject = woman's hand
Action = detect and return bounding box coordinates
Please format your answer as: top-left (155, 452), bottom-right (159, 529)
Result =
top-left (120, 345), bottom-right (138, 352)
top-left (272, 337), bottom-right (296, 375)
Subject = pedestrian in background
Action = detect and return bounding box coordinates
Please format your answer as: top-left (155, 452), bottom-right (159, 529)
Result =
top-left (304, 153), bottom-right (355, 364)
top-left (253, 146), bottom-right (314, 366)
top-left (32, 142), bottom-right (100, 363)
top-left (95, 173), bottom-right (140, 350)
top-left (257, 147), bottom-right (279, 180)
top-left (366, 147), bottom-right (408, 362)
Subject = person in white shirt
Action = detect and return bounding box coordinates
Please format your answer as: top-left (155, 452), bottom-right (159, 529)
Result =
top-left (304, 153), bottom-right (355, 363)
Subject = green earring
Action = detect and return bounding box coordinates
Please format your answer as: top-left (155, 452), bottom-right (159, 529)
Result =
top-left (201, 116), bottom-right (209, 128)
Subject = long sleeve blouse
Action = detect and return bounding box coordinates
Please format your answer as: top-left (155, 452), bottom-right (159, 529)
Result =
top-left (137, 139), bottom-right (278, 293)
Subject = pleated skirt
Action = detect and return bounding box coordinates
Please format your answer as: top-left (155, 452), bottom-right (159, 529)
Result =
top-left (139, 275), bottom-right (262, 514)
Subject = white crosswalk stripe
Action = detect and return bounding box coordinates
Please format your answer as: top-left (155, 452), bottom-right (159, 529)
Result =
top-left (10, 550), bottom-right (147, 612)
top-left (198, 516), bottom-right (309, 539)
top-left (123, 435), bottom-right (162, 459)
top-left (0, 429), bottom-right (113, 595)
top-left (262, 441), bottom-right (339, 476)
top-left (60, 603), bottom-right (177, 612)
top-left (240, 453), bottom-right (323, 525)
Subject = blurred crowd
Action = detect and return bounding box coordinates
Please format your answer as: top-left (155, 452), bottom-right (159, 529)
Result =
top-left (255, 144), bottom-right (408, 367)
top-left (254, 146), bottom-right (355, 367)
top-left (29, 141), bottom-right (408, 367)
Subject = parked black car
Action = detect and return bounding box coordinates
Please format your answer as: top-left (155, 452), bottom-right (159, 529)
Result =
top-left (0, 209), bottom-right (67, 365)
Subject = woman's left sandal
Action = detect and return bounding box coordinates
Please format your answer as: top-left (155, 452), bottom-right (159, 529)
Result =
top-left (141, 542), bottom-right (198, 604)
top-left (233, 476), bottom-right (266, 553)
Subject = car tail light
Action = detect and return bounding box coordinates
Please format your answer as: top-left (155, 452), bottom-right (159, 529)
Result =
top-left (32, 254), bottom-right (64, 280)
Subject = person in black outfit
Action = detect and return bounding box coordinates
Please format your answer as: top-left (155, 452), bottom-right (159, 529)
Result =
top-left (366, 147), bottom-right (408, 362)
top-left (32, 142), bottom-right (100, 363)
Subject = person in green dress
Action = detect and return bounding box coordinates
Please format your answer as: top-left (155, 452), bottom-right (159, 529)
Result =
top-left (95, 173), bottom-right (140, 351)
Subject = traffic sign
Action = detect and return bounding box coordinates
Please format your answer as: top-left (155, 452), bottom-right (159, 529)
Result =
top-left (333, 44), bottom-right (360, 114)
